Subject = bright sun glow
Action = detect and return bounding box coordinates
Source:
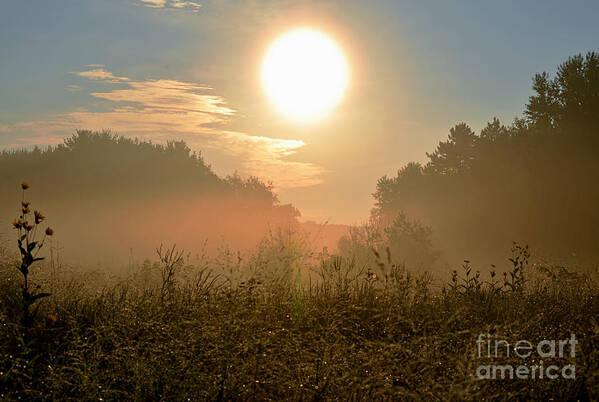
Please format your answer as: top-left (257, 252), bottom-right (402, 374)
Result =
top-left (261, 27), bottom-right (349, 123)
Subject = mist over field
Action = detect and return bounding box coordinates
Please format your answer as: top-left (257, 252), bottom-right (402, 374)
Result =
top-left (0, 132), bottom-right (324, 262)
top-left (4, 51), bottom-right (599, 270)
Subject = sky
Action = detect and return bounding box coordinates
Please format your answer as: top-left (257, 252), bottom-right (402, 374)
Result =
top-left (1, 0), bottom-right (598, 223)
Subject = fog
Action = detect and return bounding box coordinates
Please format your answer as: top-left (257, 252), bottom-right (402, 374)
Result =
top-left (2, 54), bottom-right (599, 275)
top-left (0, 135), bottom-right (346, 265)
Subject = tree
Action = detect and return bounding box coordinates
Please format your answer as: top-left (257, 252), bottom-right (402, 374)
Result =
top-left (525, 52), bottom-right (599, 138)
top-left (425, 123), bottom-right (477, 175)
top-left (372, 162), bottom-right (423, 222)
top-left (480, 118), bottom-right (509, 142)
top-left (372, 52), bottom-right (599, 264)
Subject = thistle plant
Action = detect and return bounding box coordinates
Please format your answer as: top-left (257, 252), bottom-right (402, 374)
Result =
top-left (447, 260), bottom-right (477, 291)
top-left (504, 242), bottom-right (529, 292)
top-left (12, 182), bottom-right (53, 328)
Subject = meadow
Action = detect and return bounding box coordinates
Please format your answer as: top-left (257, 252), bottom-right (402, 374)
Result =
top-left (1, 220), bottom-right (597, 400)
top-left (1, 53), bottom-right (598, 400)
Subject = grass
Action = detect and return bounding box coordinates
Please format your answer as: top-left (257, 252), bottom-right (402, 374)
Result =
top-left (0, 184), bottom-right (597, 400)
top-left (0, 237), bottom-right (597, 401)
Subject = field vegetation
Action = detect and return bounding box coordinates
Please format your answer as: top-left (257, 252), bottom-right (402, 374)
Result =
top-left (1, 53), bottom-right (599, 400)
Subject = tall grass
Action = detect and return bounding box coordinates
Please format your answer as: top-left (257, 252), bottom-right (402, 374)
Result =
top-left (0, 230), bottom-right (597, 400)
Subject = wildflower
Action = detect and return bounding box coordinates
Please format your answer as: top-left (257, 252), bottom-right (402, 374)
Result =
top-left (45, 227), bottom-right (54, 236)
top-left (21, 201), bottom-right (30, 208)
top-left (12, 219), bottom-right (22, 229)
top-left (24, 223), bottom-right (34, 232)
top-left (21, 182), bottom-right (29, 190)
top-left (34, 211), bottom-right (45, 224)
top-left (46, 314), bottom-right (58, 327)
top-left (22, 207), bottom-right (30, 215)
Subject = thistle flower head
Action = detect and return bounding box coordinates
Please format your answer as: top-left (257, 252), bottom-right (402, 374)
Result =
top-left (22, 207), bottom-right (30, 215)
top-left (46, 314), bottom-right (57, 326)
top-left (22, 201), bottom-right (30, 208)
top-left (45, 227), bottom-right (54, 236)
top-left (12, 219), bottom-right (22, 229)
top-left (34, 210), bottom-right (45, 224)
top-left (24, 223), bottom-right (34, 232)
top-left (21, 182), bottom-right (29, 190)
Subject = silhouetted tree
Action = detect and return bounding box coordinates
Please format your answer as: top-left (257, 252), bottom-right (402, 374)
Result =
top-left (0, 130), bottom-right (301, 259)
top-left (526, 52), bottom-right (599, 140)
top-left (425, 123), bottom-right (477, 175)
top-left (372, 53), bottom-right (599, 265)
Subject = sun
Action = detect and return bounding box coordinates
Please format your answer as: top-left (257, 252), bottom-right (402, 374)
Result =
top-left (261, 27), bottom-right (349, 123)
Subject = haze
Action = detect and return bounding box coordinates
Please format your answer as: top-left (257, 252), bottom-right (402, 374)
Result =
top-left (1, 1), bottom-right (596, 224)
top-left (1, 0), bottom-right (599, 268)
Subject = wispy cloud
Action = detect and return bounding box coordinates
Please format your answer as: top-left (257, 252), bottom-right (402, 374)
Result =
top-left (138, 0), bottom-right (167, 8)
top-left (70, 68), bottom-right (130, 83)
top-left (90, 80), bottom-right (234, 116)
top-left (65, 84), bottom-right (82, 92)
top-left (170, 1), bottom-right (201, 9)
top-left (138, 0), bottom-right (201, 11)
top-left (2, 67), bottom-right (323, 189)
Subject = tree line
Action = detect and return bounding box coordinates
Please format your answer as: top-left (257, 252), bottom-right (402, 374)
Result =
top-left (371, 52), bottom-right (599, 265)
top-left (0, 131), bottom-right (300, 261)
